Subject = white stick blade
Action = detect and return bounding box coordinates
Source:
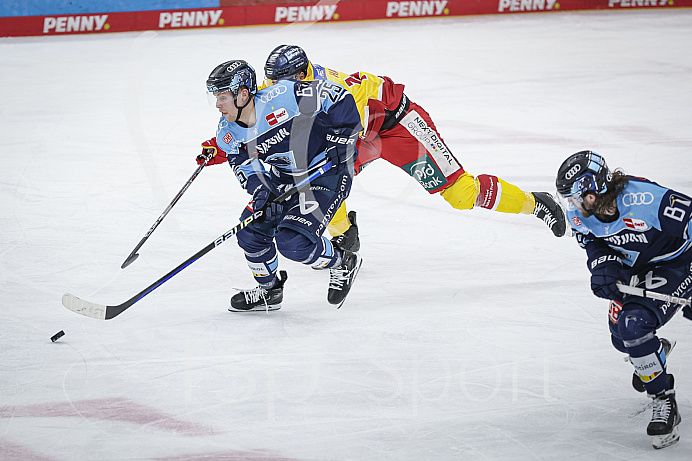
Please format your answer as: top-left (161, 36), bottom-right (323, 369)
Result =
top-left (62, 293), bottom-right (107, 320)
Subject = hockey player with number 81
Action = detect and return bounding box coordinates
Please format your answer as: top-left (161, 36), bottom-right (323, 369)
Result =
top-left (556, 150), bottom-right (692, 449)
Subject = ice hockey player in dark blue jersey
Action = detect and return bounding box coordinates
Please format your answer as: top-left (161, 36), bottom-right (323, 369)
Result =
top-left (199, 60), bottom-right (363, 311)
top-left (556, 150), bottom-right (692, 449)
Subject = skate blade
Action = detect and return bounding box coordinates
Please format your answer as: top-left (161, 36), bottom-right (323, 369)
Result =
top-left (228, 304), bottom-right (281, 312)
top-left (652, 426), bottom-right (680, 449)
top-left (334, 257), bottom-right (363, 309)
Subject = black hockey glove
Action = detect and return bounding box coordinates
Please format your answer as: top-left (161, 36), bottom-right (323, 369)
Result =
top-left (589, 254), bottom-right (624, 301)
top-left (324, 129), bottom-right (358, 166)
top-left (250, 182), bottom-right (283, 223)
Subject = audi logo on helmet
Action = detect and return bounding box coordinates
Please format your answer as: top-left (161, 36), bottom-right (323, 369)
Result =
top-left (565, 164), bottom-right (582, 180)
top-left (226, 61), bottom-right (242, 73)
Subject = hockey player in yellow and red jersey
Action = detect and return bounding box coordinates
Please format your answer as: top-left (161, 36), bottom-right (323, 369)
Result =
top-left (200, 45), bottom-right (566, 251)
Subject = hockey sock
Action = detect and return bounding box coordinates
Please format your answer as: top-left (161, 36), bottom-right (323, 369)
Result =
top-left (620, 307), bottom-right (671, 395)
top-left (327, 201), bottom-right (351, 237)
top-left (306, 236), bottom-right (342, 269)
top-left (440, 173), bottom-right (478, 210)
top-left (441, 173), bottom-right (535, 214)
top-left (629, 338), bottom-right (671, 395)
top-left (475, 174), bottom-right (535, 214)
top-left (244, 245), bottom-right (279, 288)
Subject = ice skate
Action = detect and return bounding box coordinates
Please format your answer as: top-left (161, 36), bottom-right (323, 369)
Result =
top-left (229, 271), bottom-right (287, 312)
top-left (648, 389), bottom-right (681, 449)
top-left (531, 192), bottom-right (567, 237)
top-left (331, 211), bottom-right (360, 252)
top-left (328, 250), bottom-right (362, 308)
top-left (632, 338), bottom-right (675, 393)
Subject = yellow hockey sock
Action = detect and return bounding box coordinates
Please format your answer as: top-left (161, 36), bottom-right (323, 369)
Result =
top-left (442, 174), bottom-right (535, 215)
top-left (440, 173), bottom-right (478, 210)
top-left (327, 201), bottom-right (351, 237)
top-left (496, 179), bottom-right (535, 215)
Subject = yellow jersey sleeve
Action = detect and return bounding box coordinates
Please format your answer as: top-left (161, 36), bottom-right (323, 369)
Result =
top-left (306, 63), bottom-right (383, 128)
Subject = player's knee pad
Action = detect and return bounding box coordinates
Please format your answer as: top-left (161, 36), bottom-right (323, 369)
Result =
top-left (617, 306), bottom-right (669, 391)
top-left (441, 173), bottom-right (478, 210)
top-left (275, 228), bottom-right (314, 262)
top-left (617, 306), bottom-right (658, 345)
top-left (236, 225), bottom-right (274, 254)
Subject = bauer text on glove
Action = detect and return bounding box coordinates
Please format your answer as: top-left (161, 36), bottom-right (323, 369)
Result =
top-left (589, 254), bottom-right (624, 301)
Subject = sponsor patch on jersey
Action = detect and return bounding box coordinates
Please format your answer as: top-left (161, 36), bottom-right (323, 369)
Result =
top-left (622, 192), bottom-right (654, 207)
top-left (223, 132), bottom-right (233, 144)
top-left (623, 217), bottom-right (648, 231)
top-left (265, 107), bottom-right (289, 126)
top-left (571, 216), bottom-right (582, 226)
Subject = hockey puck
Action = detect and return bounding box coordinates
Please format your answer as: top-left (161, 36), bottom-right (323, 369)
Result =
top-left (51, 330), bottom-right (65, 342)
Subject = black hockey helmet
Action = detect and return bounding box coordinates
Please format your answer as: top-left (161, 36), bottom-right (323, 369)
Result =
top-left (206, 60), bottom-right (257, 96)
top-left (556, 150), bottom-right (612, 204)
top-left (264, 45), bottom-right (309, 81)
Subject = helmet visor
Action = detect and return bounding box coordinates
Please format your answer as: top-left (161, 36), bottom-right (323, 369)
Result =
top-left (207, 89), bottom-right (235, 107)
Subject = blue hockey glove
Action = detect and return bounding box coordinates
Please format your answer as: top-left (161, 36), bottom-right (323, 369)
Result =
top-left (251, 183), bottom-right (283, 223)
top-left (325, 129), bottom-right (358, 165)
top-left (589, 254), bottom-right (624, 301)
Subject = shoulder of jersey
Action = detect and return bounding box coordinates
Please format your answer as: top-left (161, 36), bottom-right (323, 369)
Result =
top-left (256, 81), bottom-right (298, 105)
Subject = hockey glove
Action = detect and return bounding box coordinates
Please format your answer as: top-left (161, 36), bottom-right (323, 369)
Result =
top-left (196, 138), bottom-right (227, 165)
top-left (324, 129), bottom-right (358, 166)
top-left (589, 254), bottom-right (624, 301)
top-left (250, 182), bottom-right (283, 223)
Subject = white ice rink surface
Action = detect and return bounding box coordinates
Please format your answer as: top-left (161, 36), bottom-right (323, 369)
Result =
top-left (2, 9), bottom-right (692, 460)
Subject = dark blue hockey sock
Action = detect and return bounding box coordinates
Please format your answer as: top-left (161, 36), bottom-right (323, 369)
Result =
top-left (619, 307), bottom-right (670, 395)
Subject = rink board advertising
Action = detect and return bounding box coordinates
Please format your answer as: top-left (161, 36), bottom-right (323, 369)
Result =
top-left (1, 0), bottom-right (690, 37)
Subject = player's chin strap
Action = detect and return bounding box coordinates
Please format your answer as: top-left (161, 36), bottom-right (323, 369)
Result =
top-left (234, 93), bottom-right (253, 126)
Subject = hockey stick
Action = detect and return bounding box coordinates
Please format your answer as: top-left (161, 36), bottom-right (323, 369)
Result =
top-left (121, 157), bottom-right (210, 269)
top-left (616, 283), bottom-right (692, 307)
top-left (63, 161), bottom-right (334, 320)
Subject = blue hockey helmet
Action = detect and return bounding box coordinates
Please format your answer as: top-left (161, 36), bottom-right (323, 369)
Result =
top-left (556, 150), bottom-right (612, 205)
top-left (264, 45), bottom-right (309, 81)
top-left (207, 60), bottom-right (257, 96)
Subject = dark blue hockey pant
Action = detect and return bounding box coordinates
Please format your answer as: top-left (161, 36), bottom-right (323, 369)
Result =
top-left (236, 170), bottom-right (352, 288)
top-left (609, 255), bottom-right (692, 395)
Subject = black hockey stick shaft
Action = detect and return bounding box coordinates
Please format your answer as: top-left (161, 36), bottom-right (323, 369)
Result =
top-left (63, 161), bottom-right (334, 320)
top-left (121, 158), bottom-right (210, 269)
